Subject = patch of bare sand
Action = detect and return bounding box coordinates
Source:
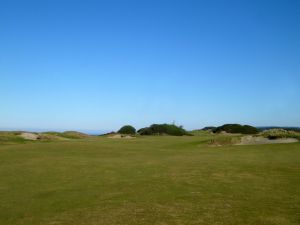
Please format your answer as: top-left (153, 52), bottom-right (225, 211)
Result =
top-left (20, 132), bottom-right (39, 140)
top-left (108, 134), bottom-right (136, 139)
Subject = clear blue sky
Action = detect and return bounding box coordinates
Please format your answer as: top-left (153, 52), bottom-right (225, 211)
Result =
top-left (1, 0), bottom-right (300, 132)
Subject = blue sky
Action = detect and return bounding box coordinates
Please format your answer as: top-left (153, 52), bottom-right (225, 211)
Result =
top-left (1, 0), bottom-right (300, 132)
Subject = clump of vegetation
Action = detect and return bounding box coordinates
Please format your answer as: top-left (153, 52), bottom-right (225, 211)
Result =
top-left (258, 126), bottom-right (300, 132)
top-left (100, 131), bottom-right (116, 136)
top-left (208, 136), bottom-right (241, 146)
top-left (118, 125), bottom-right (136, 135)
top-left (261, 129), bottom-right (300, 140)
top-left (138, 124), bottom-right (191, 136)
top-left (202, 126), bottom-right (216, 131)
top-left (214, 124), bottom-right (259, 134)
top-left (0, 131), bottom-right (26, 144)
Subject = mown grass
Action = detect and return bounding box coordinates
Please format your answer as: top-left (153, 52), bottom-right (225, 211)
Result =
top-left (0, 136), bottom-right (299, 225)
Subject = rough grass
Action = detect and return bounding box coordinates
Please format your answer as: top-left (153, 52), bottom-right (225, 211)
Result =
top-left (207, 135), bottom-right (241, 146)
top-left (42, 131), bottom-right (89, 139)
top-left (189, 130), bottom-right (213, 136)
top-left (261, 129), bottom-right (300, 140)
top-left (0, 136), bottom-right (299, 225)
top-left (0, 131), bottom-right (26, 144)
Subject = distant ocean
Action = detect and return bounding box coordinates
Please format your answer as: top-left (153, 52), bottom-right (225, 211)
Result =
top-left (80, 130), bottom-right (110, 135)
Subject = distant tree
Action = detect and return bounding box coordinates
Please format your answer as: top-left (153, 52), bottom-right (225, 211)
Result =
top-left (137, 127), bottom-right (153, 135)
top-left (118, 125), bottom-right (136, 135)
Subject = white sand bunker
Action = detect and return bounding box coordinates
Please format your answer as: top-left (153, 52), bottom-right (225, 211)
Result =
top-left (20, 132), bottom-right (39, 140)
top-left (238, 136), bottom-right (298, 145)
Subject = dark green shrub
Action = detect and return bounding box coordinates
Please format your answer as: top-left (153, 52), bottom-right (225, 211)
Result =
top-left (202, 126), bottom-right (216, 131)
top-left (214, 124), bottom-right (258, 134)
top-left (138, 124), bottom-right (189, 136)
top-left (242, 125), bottom-right (259, 134)
top-left (137, 127), bottom-right (153, 135)
top-left (118, 125), bottom-right (136, 135)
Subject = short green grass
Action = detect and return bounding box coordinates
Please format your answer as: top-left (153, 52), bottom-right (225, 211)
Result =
top-left (0, 136), bottom-right (299, 225)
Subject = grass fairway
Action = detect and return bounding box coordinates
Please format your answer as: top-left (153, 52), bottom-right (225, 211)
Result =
top-left (0, 136), bottom-right (299, 225)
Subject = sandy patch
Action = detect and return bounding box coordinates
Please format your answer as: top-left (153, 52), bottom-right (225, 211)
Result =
top-left (108, 134), bottom-right (123, 139)
top-left (123, 136), bottom-right (136, 139)
top-left (108, 134), bottom-right (136, 139)
top-left (20, 132), bottom-right (39, 140)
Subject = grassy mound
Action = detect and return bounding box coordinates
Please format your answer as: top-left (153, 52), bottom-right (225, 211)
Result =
top-left (42, 131), bottom-right (89, 139)
top-left (0, 131), bottom-right (90, 144)
top-left (61, 131), bottom-right (89, 139)
top-left (38, 133), bottom-right (68, 141)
